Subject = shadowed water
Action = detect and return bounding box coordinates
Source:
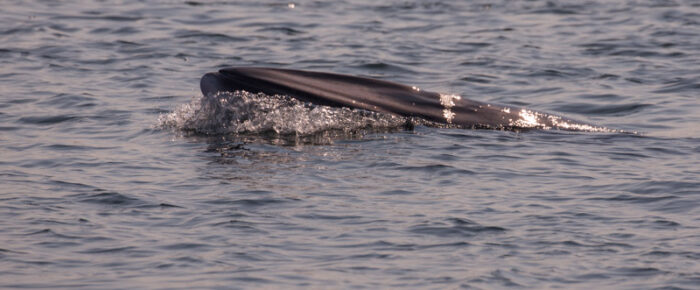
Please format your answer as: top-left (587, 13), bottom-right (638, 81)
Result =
top-left (1, 0), bottom-right (699, 289)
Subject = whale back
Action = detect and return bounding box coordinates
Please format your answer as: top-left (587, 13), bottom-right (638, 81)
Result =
top-left (200, 67), bottom-right (596, 130)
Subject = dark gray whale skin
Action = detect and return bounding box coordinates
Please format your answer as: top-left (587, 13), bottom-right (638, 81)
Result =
top-left (200, 67), bottom-right (575, 129)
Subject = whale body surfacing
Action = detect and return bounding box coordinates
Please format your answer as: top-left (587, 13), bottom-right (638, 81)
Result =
top-left (200, 67), bottom-right (608, 132)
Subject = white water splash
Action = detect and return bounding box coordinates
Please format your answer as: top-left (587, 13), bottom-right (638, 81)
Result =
top-left (546, 115), bottom-right (617, 132)
top-left (158, 91), bottom-right (623, 135)
top-left (507, 108), bottom-right (619, 132)
top-left (157, 91), bottom-right (408, 135)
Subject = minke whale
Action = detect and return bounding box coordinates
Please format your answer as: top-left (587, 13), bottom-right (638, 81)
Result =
top-left (200, 67), bottom-right (603, 131)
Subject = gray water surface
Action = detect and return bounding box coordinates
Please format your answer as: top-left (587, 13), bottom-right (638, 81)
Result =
top-left (1, 0), bottom-right (699, 289)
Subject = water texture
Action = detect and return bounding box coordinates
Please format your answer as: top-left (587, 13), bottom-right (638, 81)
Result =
top-left (1, 0), bottom-right (699, 288)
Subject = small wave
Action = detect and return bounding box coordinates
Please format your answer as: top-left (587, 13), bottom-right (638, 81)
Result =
top-left (76, 191), bottom-right (144, 206)
top-left (157, 91), bottom-right (409, 136)
top-left (18, 115), bottom-right (81, 125)
top-left (410, 218), bottom-right (506, 238)
top-left (553, 103), bottom-right (651, 116)
top-left (173, 30), bottom-right (250, 42)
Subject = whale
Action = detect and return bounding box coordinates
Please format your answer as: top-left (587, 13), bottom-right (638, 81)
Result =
top-left (200, 67), bottom-right (601, 131)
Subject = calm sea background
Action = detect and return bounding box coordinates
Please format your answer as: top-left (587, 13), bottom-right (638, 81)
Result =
top-left (1, 0), bottom-right (699, 288)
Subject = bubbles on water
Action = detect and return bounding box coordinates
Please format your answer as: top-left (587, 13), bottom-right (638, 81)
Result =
top-left (157, 91), bottom-right (409, 136)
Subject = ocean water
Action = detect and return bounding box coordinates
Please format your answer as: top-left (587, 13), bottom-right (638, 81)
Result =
top-left (1, 0), bottom-right (699, 288)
